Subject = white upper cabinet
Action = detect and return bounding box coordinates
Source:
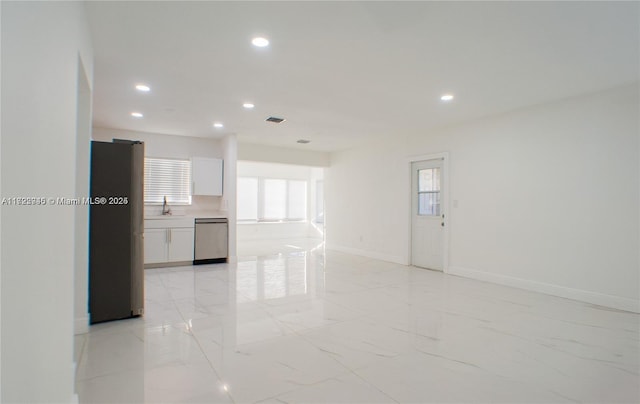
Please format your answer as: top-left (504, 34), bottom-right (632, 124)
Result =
top-left (192, 157), bottom-right (223, 196)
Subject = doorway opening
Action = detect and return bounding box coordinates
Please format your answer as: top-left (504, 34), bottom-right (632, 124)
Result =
top-left (236, 161), bottom-right (325, 257)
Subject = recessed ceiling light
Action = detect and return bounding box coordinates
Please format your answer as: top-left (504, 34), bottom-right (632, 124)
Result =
top-left (297, 139), bottom-right (311, 144)
top-left (440, 94), bottom-right (454, 101)
top-left (131, 112), bottom-right (143, 118)
top-left (252, 37), bottom-right (269, 47)
top-left (243, 103), bottom-right (255, 109)
top-left (135, 84), bottom-right (150, 92)
top-left (213, 122), bottom-right (224, 128)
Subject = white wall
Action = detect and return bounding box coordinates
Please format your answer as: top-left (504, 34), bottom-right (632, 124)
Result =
top-left (238, 142), bottom-right (330, 167)
top-left (239, 161), bottom-right (315, 180)
top-left (73, 56), bottom-right (92, 336)
top-left (0, 2), bottom-right (3, 395)
top-left (94, 128), bottom-right (238, 262)
top-left (326, 84), bottom-right (639, 312)
top-left (93, 127), bottom-right (225, 214)
top-left (93, 127), bottom-right (224, 160)
top-left (309, 167), bottom-right (325, 239)
top-left (222, 135), bottom-right (238, 261)
top-left (1, 1), bottom-right (93, 402)
top-left (237, 161), bottom-right (323, 241)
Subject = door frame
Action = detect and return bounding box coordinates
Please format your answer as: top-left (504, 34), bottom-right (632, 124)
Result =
top-left (407, 152), bottom-right (450, 273)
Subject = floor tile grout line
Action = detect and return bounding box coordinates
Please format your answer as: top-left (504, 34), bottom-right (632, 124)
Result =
top-left (166, 266), bottom-right (237, 404)
top-left (272, 301), bottom-right (403, 401)
top-left (74, 327), bottom-right (149, 384)
top-left (175, 280), bottom-right (376, 403)
top-left (78, 244), bottom-right (640, 403)
top-left (74, 333), bottom-right (88, 382)
top-left (288, 322), bottom-right (402, 404)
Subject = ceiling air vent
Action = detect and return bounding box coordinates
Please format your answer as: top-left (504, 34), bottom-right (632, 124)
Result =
top-left (265, 116), bottom-right (286, 123)
top-left (297, 139), bottom-right (310, 144)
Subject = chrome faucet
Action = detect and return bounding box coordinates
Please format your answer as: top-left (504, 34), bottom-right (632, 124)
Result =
top-left (162, 196), bottom-right (172, 215)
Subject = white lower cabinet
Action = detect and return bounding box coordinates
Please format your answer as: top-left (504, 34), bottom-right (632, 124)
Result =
top-left (167, 228), bottom-right (194, 262)
top-left (144, 218), bottom-right (194, 265)
top-left (144, 229), bottom-right (169, 264)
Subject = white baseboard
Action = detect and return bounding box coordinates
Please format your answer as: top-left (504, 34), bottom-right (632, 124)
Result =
top-left (74, 315), bottom-right (89, 335)
top-left (448, 266), bottom-right (640, 313)
top-left (327, 244), bottom-right (409, 265)
top-left (71, 361), bottom-right (79, 403)
top-left (237, 235), bottom-right (310, 242)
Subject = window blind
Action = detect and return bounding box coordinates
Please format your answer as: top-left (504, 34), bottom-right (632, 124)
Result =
top-left (144, 157), bottom-right (192, 205)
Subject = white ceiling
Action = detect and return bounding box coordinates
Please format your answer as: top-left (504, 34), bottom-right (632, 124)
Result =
top-left (86, 1), bottom-right (639, 152)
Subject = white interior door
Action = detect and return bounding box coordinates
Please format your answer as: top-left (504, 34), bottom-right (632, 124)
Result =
top-left (411, 159), bottom-right (444, 270)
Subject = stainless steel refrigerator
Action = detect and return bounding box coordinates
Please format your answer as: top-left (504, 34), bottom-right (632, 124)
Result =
top-left (89, 139), bottom-right (144, 324)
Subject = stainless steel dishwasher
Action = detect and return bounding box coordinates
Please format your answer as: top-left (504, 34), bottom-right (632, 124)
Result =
top-left (194, 218), bottom-right (228, 264)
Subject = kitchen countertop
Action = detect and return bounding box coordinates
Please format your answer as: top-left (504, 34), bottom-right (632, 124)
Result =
top-left (144, 212), bottom-right (227, 220)
top-left (190, 211), bottom-right (228, 219)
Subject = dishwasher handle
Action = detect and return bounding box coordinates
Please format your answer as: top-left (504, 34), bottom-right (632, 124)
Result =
top-left (195, 218), bottom-right (228, 224)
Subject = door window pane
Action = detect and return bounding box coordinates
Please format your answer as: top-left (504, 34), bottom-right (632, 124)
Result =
top-left (419, 192), bottom-right (441, 216)
top-left (418, 168), bottom-right (440, 192)
top-left (418, 168), bottom-right (441, 216)
top-left (264, 179), bottom-right (287, 219)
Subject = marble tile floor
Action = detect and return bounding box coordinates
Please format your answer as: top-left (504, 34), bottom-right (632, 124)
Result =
top-left (75, 240), bottom-right (640, 403)
top-left (236, 236), bottom-right (324, 258)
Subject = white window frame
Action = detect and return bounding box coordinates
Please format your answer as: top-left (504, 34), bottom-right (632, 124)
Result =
top-left (144, 157), bottom-right (192, 205)
top-left (237, 176), bottom-right (308, 222)
top-left (237, 177), bottom-right (259, 221)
